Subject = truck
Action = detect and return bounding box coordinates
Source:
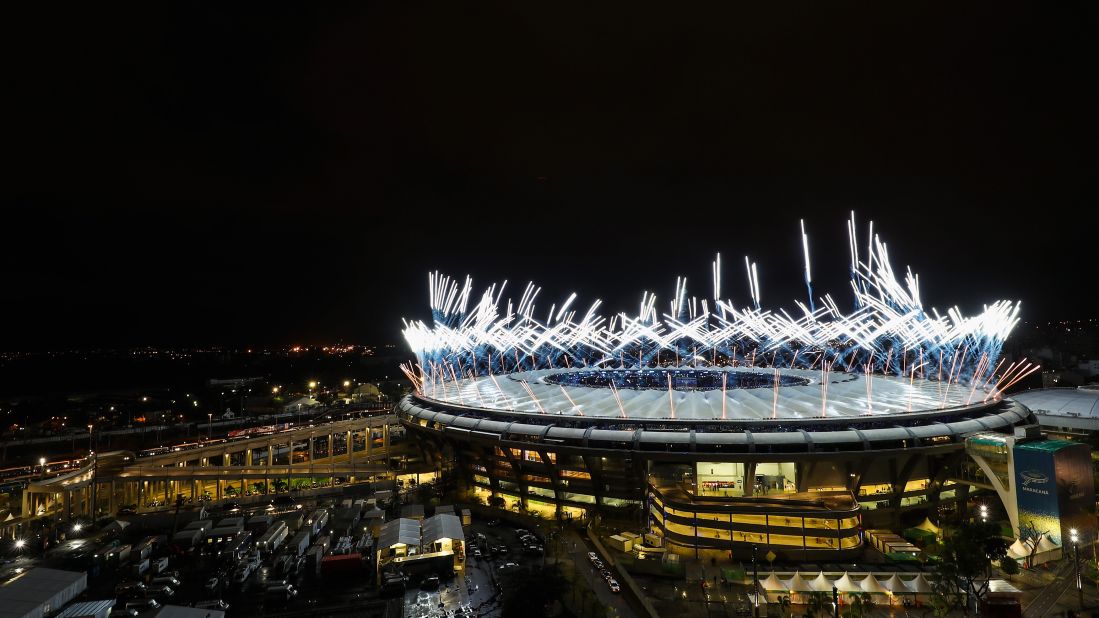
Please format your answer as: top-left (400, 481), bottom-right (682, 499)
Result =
top-left (303, 546), bottom-right (324, 579)
top-left (320, 553), bottom-right (363, 578)
top-left (306, 509), bottom-right (328, 536)
top-left (246, 514), bottom-right (273, 534)
top-left (256, 521), bottom-right (289, 555)
top-left (131, 558), bottom-right (150, 578)
top-left (171, 529), bottom-right (203, 548)
top-left (287, 530), bottom-right (311, 557)
top-left (106, 544), bottom-right (132, 566)
top-left (221, 530), bottom-right (253, 561)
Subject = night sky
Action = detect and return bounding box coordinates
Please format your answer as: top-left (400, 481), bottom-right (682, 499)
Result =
top-left (6, 4), bottom-right (1097, 350)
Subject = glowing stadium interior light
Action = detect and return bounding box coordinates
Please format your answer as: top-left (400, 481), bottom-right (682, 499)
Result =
top-left (401, 214), bottom-right (1035, 405)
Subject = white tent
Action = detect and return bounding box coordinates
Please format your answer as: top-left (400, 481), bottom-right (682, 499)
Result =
top-left (1007, 538), bottom-right (1030, 560)
top-left (859, 574), bottom-right (890, 595)
top-left (760, 572), bottom-right (788, 591)
top-left (809, 572), bottom-right (834, 592)
top-left (915, 518), bottom-right (942, 537)
top-left (1037, 536), bottom-right (1060, 553)
top-left (881, 573), bottom-right (911, 594)
top-left (906, 573), bottom-right (934, 594)
top-left (784, 572), bottom-right (816, 593)
top-left (833, 572), bottom-right (862, 593)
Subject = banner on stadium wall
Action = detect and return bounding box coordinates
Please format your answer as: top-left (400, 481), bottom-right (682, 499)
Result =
top-left (1013, 444), bottom-right (1061, 544)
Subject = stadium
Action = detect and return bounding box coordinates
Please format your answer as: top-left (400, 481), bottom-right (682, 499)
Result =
top-left (397, 216), bottom-right (1038, 558)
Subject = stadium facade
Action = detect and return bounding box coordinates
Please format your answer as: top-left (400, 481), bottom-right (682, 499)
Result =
top-left (397, 216), bottom-right (1037, 558)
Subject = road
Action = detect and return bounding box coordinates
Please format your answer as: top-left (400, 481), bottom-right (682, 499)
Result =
top-left (556, 527), bottom-right (639, 618)
top-left (1023, 559), bottom-right (1076, 618)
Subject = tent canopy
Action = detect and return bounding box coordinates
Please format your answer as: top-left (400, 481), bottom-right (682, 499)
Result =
top-left (784, 572), bottom-right (817, 593)
top-left (833, 573), bottom-right (862, 593)
top-left (1037, 536), bottom-right (1061, 553)
top-left (859, 574), bottom-right (890, 595)
top-left (915, 518), bottom-right (942, 535)
top-left (760, 572), bottom-right (788, 591)
top-left (809, 572), bottom-right (834, 592)
top-left (881, 574), bottom-right (910, 593)
top-left (907, 573), bottom-right (934, 594)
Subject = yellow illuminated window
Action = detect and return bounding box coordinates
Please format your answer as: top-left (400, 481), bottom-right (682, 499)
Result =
top-left (560, 470), bottom-right (590, 480)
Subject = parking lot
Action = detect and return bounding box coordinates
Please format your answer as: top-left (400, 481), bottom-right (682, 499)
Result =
top-left (402, 519), bottom-right (549, 618)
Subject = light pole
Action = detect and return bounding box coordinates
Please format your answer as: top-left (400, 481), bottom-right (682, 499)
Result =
top-left (1072, 528), bottom-right (1083, 609)
top-left (208, 413), bottom-right (213, 440)
top-left (87, 424), bottom-right (93, 453)
top-left (39, 457), bottom-right (46, 480)
top-left (752, 544), bottom-right (760, 618)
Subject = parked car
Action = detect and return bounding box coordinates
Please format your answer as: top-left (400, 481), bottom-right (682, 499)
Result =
top-left (145, 585), bottom-right (174, 599)
top-left (124, 599), bottom-right (161, 613)
top-left (194, 600), bottom-right (230, 611)
top-left (486, 519), bottom-right (500, 527)
top-left (420, 575), bottom-right (440, 590)
top-left (608, 579), bottom-right (621, 593)
top-left (114, 582), bottom-right (146, 598)
top-left (109, 609), bottom-right (139, 618)
top-left (152, 576), bottom-right (181, 587)
top-left (587, 552), bottom-right (598, 563)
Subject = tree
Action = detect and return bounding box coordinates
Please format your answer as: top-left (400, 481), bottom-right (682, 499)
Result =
top-left (488, 495), bottom-right (506, 509)
top-left (805, 591), bottom-right (830, 618)
top-left (934, 520), bottom-right (1010, 613)
top-left (777, 595), bottom-right (792, 618)
top-left (1017, 519), bottom-right (1048, 569)
top-left (999, 556), bottom-right (1020, 578)
top-left (842, 592), bottom-right (872, 618)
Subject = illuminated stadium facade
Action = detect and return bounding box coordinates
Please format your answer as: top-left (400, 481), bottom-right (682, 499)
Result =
top-left (397, 215), bottom-right (1039, 558)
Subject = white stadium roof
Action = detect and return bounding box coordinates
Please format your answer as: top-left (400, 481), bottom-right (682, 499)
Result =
top-left (1012, 387), bottom-right (1099, 430)
top-left (419, 367), bottom-right (996, 422)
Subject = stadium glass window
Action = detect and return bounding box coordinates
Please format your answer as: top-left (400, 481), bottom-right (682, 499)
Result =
top-left (754, 462), bottom-right (797, 494)
top-left (696, 462), bottom-right (746, 496)
top-left (528, 486), bottom-right (555, 499)
top-left (903, 478), bottom-right (930, 492)
top-left (560, 469), bottom-right (591, 480)
top-left (473, 474), bottom-right (490, 486)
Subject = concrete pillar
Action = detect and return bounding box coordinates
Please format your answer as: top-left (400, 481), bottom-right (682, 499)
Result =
top-left (309, 434), bottom-right (315, 479)
top-left (347, 430), bottom-right (354, 471)
top-left (64, 491), bottom-right (71, 519)
top-left (246, 448), bottom-right (253, 467)
top-left (366, 428), bottom-right (372, 459)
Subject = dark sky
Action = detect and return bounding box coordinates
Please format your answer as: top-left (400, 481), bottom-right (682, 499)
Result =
top-left (6, 3), bottom-right (1097, 350)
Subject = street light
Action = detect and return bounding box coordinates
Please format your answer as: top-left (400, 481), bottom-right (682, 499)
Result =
top-left (87, 424), bottom-right (93, 452)
top-left (208, 413), bottom-right (213, 440)
top-left (979, 504), bottom-right (988, 522)
top-left (1071, 528), bottom-right (1082, 608)
top-left (14, 539), bottom-right (25, 549)
top-left (39, 457), bottom-right (46, 480)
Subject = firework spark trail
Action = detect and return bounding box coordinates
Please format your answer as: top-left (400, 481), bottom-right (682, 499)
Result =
top-left (608, 382), bottom-right (629, 419)
top-left (404, 216), bottom-right (1022, 397)
top-left (667, 373), bottom-right (677, 419)
top-left (519, 380), bottom-right (546, 414)
top-left (558, 385), bottom-right (584, 416)
top-left (773, 368), bottom-right (780, 419)
top-left (721, 372), bottom-right (728, 420)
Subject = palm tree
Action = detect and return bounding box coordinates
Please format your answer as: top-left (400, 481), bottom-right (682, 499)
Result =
top-left (842, 592), bottom-right (872, 618)
top-left (806, 591), bottom-right (830, 618)
top-left (778, 594), bottom-right (792, 618)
